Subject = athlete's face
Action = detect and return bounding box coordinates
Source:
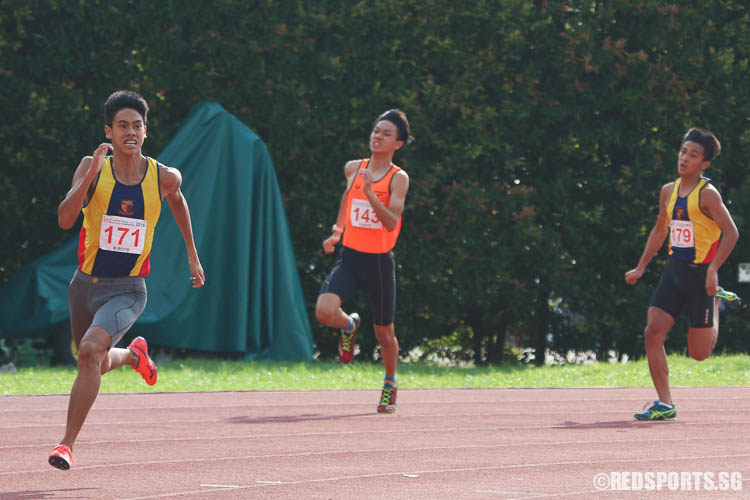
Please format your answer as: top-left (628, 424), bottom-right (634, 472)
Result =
top-left (369, 120), bottom-right (403, 155)
top-left (105, 108), bottom-right (147, 155)
top-left (678, 141), bottom-right (710, 176)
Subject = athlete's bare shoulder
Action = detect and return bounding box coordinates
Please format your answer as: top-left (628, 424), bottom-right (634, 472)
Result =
top-left (344, 159), bottom-right (361, 177)
top-left (659, 181), bottom-right (675, 199)
top-left (661, 180), bottom-right (675, 192)
top-left (394, 168), bottom-right (409, 182)
top-left (158, 162), bottom-right (183, 197)
top-left (699, 181), bottom-right (723, 208)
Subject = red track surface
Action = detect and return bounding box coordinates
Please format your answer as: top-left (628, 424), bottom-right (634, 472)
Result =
top-left (1, 387), bottom-right (749, 499)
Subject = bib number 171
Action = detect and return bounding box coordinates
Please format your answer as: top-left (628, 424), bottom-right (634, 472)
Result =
top-left (99, 215), bottom-right (147, 254)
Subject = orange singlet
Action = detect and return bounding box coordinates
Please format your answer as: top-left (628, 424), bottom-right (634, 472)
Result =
top-left (342, 159), bottom-right (402, 253)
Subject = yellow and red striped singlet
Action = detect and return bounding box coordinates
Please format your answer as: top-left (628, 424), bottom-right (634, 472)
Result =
top-left (78, 157), bottom-right (162, 277)
top-left (342, 159), bottom-right (402, 254)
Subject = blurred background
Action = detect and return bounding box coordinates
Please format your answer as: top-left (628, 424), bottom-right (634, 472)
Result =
top-left (1, 0), bottom-right (748, 367)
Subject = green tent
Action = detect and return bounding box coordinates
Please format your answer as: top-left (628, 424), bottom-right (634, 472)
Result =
top-left (0, 102), bottom-right (313, 361)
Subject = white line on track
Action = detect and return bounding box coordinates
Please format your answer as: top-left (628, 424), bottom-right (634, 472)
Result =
top-left (2, 408), bottom-right (750, 430)
top-left (3, 419), bottom-right (750, 452)
top-left (4, 393), bottom-right (750, 412)
top-left (4, 437), bottom-right (750, 477)
top-left (110, 453), bottom-right (750, 499)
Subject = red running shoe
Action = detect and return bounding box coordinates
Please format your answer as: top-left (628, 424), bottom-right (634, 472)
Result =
top-left (338, 313), bottom-right (360, 364)
top-left (377, 386), bottom-right (397, 413)
top-left (49, 444), bottom-right (74, 470)
top-left (128, 336), bottom-right (157, 386)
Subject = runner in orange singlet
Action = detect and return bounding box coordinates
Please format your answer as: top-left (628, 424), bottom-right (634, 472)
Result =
top-left (316, 109), bottom-right (412, 413)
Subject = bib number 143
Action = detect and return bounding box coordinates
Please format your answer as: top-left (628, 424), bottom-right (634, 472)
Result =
top-left (350, 199), bottom-right (383, 229)
top-left (99, 215), bottom-right (147, 254)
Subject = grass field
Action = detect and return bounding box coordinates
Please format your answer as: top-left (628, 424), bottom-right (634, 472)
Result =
top-left (2, 353), bottom-right (749, 396)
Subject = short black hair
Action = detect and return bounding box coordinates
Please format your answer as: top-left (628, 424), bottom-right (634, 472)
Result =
top-left (374, 109), bottom-right (413, 146)
top-left (104, 90), bottom-right (149, 126)
top-left (682, 128), bottom-right (721, 161)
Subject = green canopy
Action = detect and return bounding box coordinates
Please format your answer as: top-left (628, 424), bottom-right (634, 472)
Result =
top-left (0, 102), bottom-right (313, 361)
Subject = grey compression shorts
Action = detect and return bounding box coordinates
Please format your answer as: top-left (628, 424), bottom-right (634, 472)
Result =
top-left (68, 269), bottom-right (147, 347)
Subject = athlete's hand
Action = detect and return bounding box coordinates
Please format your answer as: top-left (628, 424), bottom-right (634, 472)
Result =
top-left (89, 143), bottom-right (113, 178)
top-left (188, 255), bottom-right (206, 288)
top-left (322, 234), bottom-right (340, 254)
top-left (358, 169), bottom-right (374, 192)
top-left (705, 268), bottom-right (719, 296)
top-left (625, 267), bottom-right (644, 285)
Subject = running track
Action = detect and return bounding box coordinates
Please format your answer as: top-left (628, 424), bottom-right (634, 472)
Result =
top-left (1, 387), bottom-right (748, 499)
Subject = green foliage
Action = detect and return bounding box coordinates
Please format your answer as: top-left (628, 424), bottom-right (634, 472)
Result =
top-left (2, 0), bottom-right (749, 362)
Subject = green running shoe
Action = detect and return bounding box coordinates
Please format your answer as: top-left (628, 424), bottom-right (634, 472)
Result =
top-left (377, 386), bottom-right (397, 413)
top-left (716, 288), bottom-right (742, 312)
top-left (634, 401), bottom-right (676, 420)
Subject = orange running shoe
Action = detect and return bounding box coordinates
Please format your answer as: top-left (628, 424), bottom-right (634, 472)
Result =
top-left (377, 386), bottom-right (397, 413)
top-left (49, 444), bottom-right (74, 470)
top-left (128, 336), bottom-right (157, 386)
top-left (338, 313), bottom-right (360, 364)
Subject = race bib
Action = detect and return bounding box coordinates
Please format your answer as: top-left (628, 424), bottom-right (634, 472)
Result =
top-left (670, 220), bottom-right (695, 248)
top-left (99, 215), bottom-right (147, 254)
top-left (350, 199), bottom-right (382, 229)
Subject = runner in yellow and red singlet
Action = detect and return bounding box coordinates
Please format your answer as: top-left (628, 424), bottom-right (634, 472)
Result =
top-left (625, 128), bottom-right (740, 421)
top-left (49, 90), bottom-right (205, 470)
top-left (317, 109), bottom-right (412, 413)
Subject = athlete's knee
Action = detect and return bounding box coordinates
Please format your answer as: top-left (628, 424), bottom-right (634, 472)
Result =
top-left (688, 339), bottom-right (713, 361)
top-left (374, 325), bottom-right (397, 345)
top-left (643, 324), bottom-right (666, 345)
top-left (315, 302), bottom-right (337, 326)
top-left (689, 349), bottom-right (711, 361)
top-left (76, 341), bottom-right (105, 372)
top-left (314, 305), bottom-right (331, 325)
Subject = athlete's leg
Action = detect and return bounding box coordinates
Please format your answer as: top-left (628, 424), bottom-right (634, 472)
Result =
top-left (315, 293), bottom-right (352, 329)
top-left (99, 346), bottom-right (138, 375)
top-left (374, 323), bottom-right (398, 378)
top-left (317, 249), bottom-right (358, 330)
top-left (687, 297), bottom-right (720, 361)
top-left (644, 306), bottom-right (676, 405)
top-left (60, 326), bottom-right (111, 450)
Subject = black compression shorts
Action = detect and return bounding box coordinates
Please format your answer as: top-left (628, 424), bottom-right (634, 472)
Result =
top-left (319, 246), bottom-right (396, 326)
top-left (649, 257), bottom-right (714, 328)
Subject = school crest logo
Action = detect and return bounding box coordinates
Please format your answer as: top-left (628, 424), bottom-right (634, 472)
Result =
top-left (675, 208), bottom-right (685, 220)
top-left (118, 200), bottom-right (135, 216)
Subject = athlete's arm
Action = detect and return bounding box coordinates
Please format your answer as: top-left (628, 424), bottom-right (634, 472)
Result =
top-left (701, 186), bottom-right (739, 295)
top-left (160, 164), bottom-right (205, 288)
top-left (323, 161), bottom-right (359, 254)
top-left (625, 182), bottom-right (673, 285)
top-left (57, 143), bottom-right (112, 230)
top-left (361, 169), bottom-right (409, 232)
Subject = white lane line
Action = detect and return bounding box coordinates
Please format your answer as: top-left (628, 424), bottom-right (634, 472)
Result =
top-left (4, 437), bottom-right (750, 478)
top-left (112, 453), bottom-right (750, 499)
top-left (3, 419), bottom-right (750, 452)
top-left (3, 408), bottom-right (750, 430)
top-left (3, 393), bottom-right (750, 413)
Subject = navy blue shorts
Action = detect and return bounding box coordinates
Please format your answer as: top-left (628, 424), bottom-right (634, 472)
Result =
top-left (319, 246), bottom-right (396, 326)
top-left (649, 257), bottom-right (713, 328)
